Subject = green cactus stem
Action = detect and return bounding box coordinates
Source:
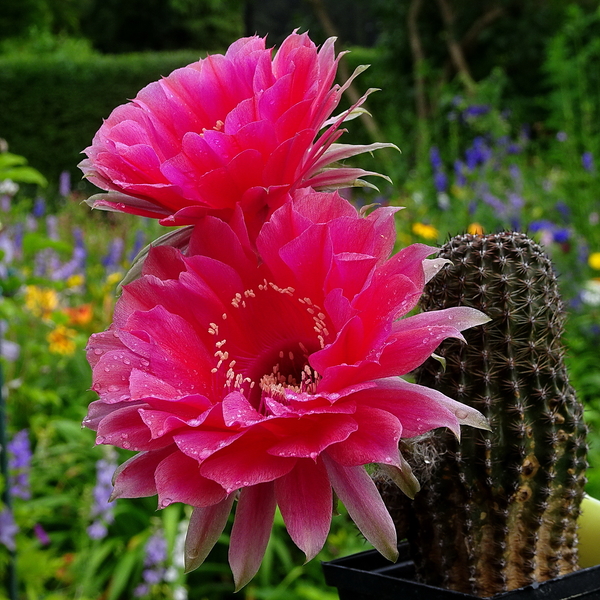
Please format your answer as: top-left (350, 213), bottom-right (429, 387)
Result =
top-left (395, 232), bottom-right (588, 597)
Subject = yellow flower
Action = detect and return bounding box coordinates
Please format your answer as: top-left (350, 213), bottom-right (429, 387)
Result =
top-left (66, 274), bottom-right (85, 289)
top-left (412, 222), bottom-right (438, 240)
top-left (106, 272), bottom-right (123, 288)
top-left (467, 222), bottom-right (484, 235)
top-left (25, 286), bottom-right (59, 319)
top-left (589, 252), bottom-right (600, 270)
top-left (47, 325), bottom-right (77, 355)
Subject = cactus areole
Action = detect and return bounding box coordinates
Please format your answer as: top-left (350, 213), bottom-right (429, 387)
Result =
top-left (397, 232), bottom-right (589, 597)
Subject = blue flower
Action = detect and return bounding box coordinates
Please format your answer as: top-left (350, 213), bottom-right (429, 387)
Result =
top-left (582, 151), bottom-right (594, 173)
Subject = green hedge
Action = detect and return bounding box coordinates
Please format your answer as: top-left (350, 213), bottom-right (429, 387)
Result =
top-left (0, 47), bottom-right (393, 188)
top-left (0, 51), bottom-right (204, 185)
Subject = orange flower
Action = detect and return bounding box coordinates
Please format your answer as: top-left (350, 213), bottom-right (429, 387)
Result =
top-left (64, 304), bottom-right (93, 326)
top-left (467, 222), bottom-right (484, 235)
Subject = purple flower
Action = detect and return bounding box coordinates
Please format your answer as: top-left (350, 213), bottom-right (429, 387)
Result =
top-left (429, 146), bottom-right (443, 170)
top-left (509, 164), bottom-right (522, 183)
top-left (87, 454), bottom-right (117, 540)
top-left (8, 429), bottom-right (31, 500)
top-left (59, 171), bottom-right (71, 197)
top-left (553, 228), bottom-right (570, 243)
top-left (87, 521), bottom-right (108, 540)
top-left (1, 321), bottom-right (20, 362)
top-left (482, 191), bottom-right (506, 215)
top-left (556, 131), bottom-right (568, 142)
top-left (46, 215), bottom-right (59, 241)
top-left (465, 137), bottom-right (492, 170)
top-left (135, 531), bottom-right (168, 597)
top-left (508, 193), bottom-right (524, 211)
top-left (555, 201), bottom-right (570, 220)
top-left (52, 228), bottom-right (87, 281)
top-left (0, 509), bottom-right (18, 550)
top-left (454, 160), bottom-right (467, 187)
top-left (101, 238), bottom-right (124, 274)
top-left (129, 230), bottom-right (146, 262)
top-left (34, 523), bottom-right (51, 546)
top-left (462, 104), bottom-right (489, 119)
top-left (529, 219), bottom-right (555, 233)
top-left (582, 151), bottom-right (594, 173)
top-left (434, 169), bottom-right (448, 193)
top-left (33, 197), bottom-right (46, 219)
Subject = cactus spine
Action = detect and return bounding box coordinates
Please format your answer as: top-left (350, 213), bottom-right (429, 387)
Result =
top-left (399, 232), bottom-right (588, 597)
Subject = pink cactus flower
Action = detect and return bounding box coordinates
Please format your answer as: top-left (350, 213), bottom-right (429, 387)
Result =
top-left (80, 32), bottom-right (392, 240)
top-left (83, 190), bottom-right (489, 589)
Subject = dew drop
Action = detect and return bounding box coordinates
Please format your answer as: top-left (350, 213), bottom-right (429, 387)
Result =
top-left (104, 367), bottom-right (111, 373)
top-left (123, 358), bottom-right (131, 365)
top-left (160, 498), bottom-right (173, 509)
top-left (108, 385), bottom-right (119, 392)
top-left (93, 348), bottom-right (103, 356)
top-left (122, 441), bottom-right (131, 449)
top-left (96, 435), bottom-right (106, 444)
top-left (455, 409), bottom-right (469, 420)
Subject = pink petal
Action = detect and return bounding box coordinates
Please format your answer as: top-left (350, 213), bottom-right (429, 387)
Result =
top-left (185, 494), bottom-right (236, 572)
top-left (229, 482), bottom-right (277, 590)
top-left (352, 377), bottom-right (489, 439)
top-left (199, 428), bottom-right (296, 493)
top-left (322, 456), bottom-right (398, 562)
top-left (325, 407), bottom-right (402, 467)
top-left (275, 458), bottom-right (332, 561)
top-left (154, 451), bottom-right (227, 508)
top-left (264, 413), bottom-right (358, 459)
top-left (111, 447), bottom-right (173, 500)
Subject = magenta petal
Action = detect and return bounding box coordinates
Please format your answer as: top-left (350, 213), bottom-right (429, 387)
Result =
top-left (322, 455), bottom-right (398, 562)
top-left (325, 407), bottom-right (402, 467)
top-left (185, 494), bottom-right (236, 572)
top-left (229, 482), bottom-right (277, 590)
top-left (275, 458), bottom-right (332, 561)
top-left (154, 451), bottom-right (227, 508)
top-left (111, 447), bottom-right (173, 500)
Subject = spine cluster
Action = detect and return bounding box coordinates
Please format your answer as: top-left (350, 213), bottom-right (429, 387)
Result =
top-left (400, 232), bottom-right (588, 597)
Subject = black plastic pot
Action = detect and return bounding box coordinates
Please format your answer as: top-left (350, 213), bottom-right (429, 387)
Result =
top-left (322, 542), bottom-right (600, 600)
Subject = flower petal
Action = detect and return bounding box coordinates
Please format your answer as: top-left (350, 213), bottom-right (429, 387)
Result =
top-left (229, 482), bottom-right (277, 590)
top-left (274, 458), bottom-right (332, 561)
top-left (322, 456), bottom-right (398, 562)
top-left (185, 494), bottom-right (236, 572)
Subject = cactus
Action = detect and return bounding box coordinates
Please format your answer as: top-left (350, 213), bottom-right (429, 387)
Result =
top-left (388, 232), bottom-right (589, 597)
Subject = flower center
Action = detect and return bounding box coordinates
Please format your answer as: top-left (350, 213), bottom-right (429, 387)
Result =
top-left (206, 281), bottom-right (330, 413)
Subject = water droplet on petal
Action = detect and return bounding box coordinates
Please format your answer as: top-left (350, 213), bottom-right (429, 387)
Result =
top-left (93, 348), bottom-right (103, 356)
top-left (96, 435), bottom-right (106, 444)
top-left (455, 409), bottom-right (469, 420)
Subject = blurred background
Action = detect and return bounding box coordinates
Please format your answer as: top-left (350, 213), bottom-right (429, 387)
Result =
top-left (1, 1), bottom-right (600, 598)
